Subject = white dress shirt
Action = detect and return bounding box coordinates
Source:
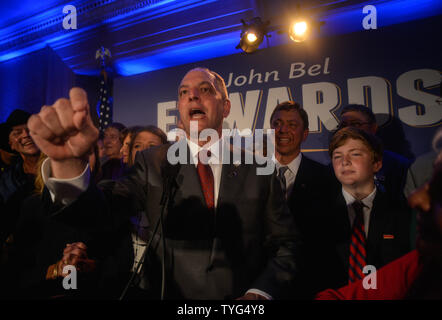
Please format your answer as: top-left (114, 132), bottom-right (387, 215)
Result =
top-left (274, 153), bottom-right (302, 197)
top-left (42, 158), bottom-right (90, 206)
top-left (342, 187), bottom-right (377, 237)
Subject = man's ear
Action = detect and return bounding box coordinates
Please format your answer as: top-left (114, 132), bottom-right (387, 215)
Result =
top-left (369, 123), bottom-right (378, 135)
top-left (302, 128), bottom-right (309, 142)
top-left (223, 99), bottom-right (231, 118)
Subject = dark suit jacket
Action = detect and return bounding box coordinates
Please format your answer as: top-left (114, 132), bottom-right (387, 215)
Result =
top-left (285, 155), bottom-right (339, 297)
top-left (96, 140), bottom-right (302, 299)
top-left (329, 189), bottom-right (412, 289)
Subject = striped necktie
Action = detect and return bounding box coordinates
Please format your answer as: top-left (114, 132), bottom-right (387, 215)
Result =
top-left (348, 200), bottom-right (367, 283)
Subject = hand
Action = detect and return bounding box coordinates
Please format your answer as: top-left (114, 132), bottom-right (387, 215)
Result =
top-left (47, 242), bottom-right (96, 279)
top-left (236, 292), bottom-right (269, 300)
top-left (408, 183), bottom-right (431, 212)
top-left (28, 88), bottom-right (98, 178)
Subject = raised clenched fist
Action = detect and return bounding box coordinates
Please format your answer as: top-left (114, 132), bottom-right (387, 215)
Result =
top-left (28, 88), bottom-right (98, 178)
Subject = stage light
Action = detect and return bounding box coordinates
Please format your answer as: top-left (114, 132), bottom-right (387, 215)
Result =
top-left (289, 20), bottom-right (309, 42)
top-left (236, 17), bottom-right (270, 53)
top-left (246, 33), bottom-right (258, 43)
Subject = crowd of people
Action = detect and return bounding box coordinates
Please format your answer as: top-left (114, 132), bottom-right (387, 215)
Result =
top-left (0, 67), bottom-right (440, 300)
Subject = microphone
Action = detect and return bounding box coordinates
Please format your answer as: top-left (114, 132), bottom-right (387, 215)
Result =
top-left (158, 160), bottom-right (180, 299)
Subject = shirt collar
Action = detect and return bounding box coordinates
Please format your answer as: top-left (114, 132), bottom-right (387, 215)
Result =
top-left (342, 186), bottom-right (377, 210)
top-left (274, 152), bottom-right (302, 175)
top-left (186, 136), bottom-right (223, 165)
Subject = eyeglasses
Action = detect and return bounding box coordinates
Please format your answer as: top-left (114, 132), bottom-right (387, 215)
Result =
top-left (338, 121), bottom-right (371, 129)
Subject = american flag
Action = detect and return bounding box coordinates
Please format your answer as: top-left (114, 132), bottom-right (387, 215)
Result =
top-left (96, 69), bottom-right (113, 133)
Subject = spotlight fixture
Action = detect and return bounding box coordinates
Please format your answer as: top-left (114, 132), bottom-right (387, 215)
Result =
top-left (236, 17), bottom-right (270, 53)
top-left (288, 19), bottom-right (310, 42)
top-left (286, 4), bottom-right (324, 43)
top-left (287, 13), bottom-right (325, 43)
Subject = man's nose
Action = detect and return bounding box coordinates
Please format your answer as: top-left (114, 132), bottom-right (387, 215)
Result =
top-left (279, 123), bottom-right (289, 133)
top-left (188, 87), bottom-right (200, 100)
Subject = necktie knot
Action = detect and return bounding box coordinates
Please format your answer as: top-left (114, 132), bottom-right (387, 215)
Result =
top-left (278, 166), bottom-right (288, 178)
top-left (198, 150), bottom-right (211, 165)
top-left (352, 200), bottom-right (366, 219)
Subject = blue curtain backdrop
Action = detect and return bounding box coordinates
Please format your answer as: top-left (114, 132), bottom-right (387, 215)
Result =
top-left (0, 46), bottom-right (74, 122)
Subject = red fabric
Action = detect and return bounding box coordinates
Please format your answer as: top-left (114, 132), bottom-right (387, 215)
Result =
top-left (196, 152), bottom-right (214, 209)
top-left (316, 249), bottom-right (421, 300)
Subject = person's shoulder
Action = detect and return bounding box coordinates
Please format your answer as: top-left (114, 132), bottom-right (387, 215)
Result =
top-left (410, 151), bottom-right (437, 170)
top-left (143, 142), bottom-right (172, 158)
top-left (301, 154), bottom-right (328, 169)
top-left (140, 142), bottom-right (175, 170)
top-left (17, 190), bottom-right (47, 224)
top-left (301, 154), bottom-right (334, 179)
top-left (375, 187), bottom-right (409, 211)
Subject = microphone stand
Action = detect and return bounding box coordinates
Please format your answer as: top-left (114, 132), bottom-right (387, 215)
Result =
top-left (119, 169), bottom-right (175, 301)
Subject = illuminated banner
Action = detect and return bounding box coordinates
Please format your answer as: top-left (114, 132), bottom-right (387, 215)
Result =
top-left (113, 17), bottom-right (441, 164)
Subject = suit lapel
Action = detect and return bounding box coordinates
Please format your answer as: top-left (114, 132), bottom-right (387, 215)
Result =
top-left (174, 163), bottom-right (205, 203)
top-left (217, 162), bottom-right (243, 207)
top-left (366, 191), bottom-right (389, 263)
top-left (290, 156), bottom-right (310, 196)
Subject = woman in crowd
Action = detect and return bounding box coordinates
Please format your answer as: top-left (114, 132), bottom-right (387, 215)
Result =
top-left (127, 126), bottom-right (168, 166)
top-left (120, 126), bottom-right (142, 166)
top-left (101, 123), bottom-right (126, 180)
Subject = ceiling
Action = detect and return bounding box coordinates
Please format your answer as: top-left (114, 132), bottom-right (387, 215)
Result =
top-left (1, 0), bottom-right (440, 77)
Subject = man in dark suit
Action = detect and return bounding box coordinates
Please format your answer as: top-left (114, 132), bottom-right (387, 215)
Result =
top-left (327, 127), bottom-right (411, 289)
top-left (269, 101), bottom-right (337, 297)
top-left (27, 68), bottom-right (302, 300)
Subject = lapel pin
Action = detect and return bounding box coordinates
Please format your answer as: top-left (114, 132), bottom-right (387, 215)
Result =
top-left (383, 234), bottom-right (394, 240)
top-left (228, 170), bottom-right (238, 178)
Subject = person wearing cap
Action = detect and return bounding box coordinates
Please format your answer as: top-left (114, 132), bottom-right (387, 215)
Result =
top-left (0, 122), bottom-right (16, 174)
top-left (0, 109), bottom-right (40, 244)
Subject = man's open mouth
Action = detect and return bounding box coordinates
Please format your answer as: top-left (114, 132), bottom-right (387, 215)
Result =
top-left (190, 108), bottom-right (206, 118)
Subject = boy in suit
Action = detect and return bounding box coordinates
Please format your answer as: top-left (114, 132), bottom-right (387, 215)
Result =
top-left (327, 127), bottom-right (411, 289)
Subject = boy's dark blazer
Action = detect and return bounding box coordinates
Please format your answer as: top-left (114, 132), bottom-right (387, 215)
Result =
top-left (329, 189), bottom-right (412, 289)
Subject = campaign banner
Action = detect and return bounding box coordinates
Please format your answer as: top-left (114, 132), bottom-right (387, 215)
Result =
top-left (113, 16), bottom-right (441, 164)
